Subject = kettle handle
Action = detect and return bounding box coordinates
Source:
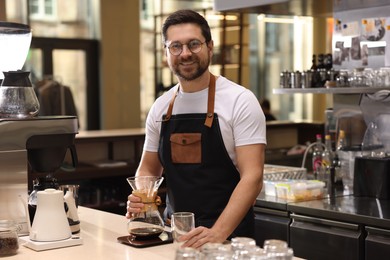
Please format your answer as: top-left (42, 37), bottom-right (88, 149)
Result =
top-left (69, 144), bottom-right (78, 168)
top-left (19, 195), bottom-right (32, 233)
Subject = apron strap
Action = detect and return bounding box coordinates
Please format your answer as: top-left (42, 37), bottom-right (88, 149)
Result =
top-left (164, 73), bottom-right (216, 128)
top-left (164, 88), bottom-right (178, 121)
top-left (204, 73), bottom-right (216, 128)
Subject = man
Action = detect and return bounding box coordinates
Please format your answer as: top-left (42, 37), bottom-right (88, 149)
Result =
top-left (260, 98), bottom-right (277, 121)
top-left (126, 9), bottom-right (266, 248)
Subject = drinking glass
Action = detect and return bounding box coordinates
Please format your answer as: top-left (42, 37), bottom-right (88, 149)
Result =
top-left (175, 247), bottom-right (200, 260)
top-left (263, 239), bottom-right (288, 252)
top-left (171, 212), bottom-right (195, 247)
top-left (263, 239), bottom-right (293, 260)
top-left (231, 237), bottom-right (257, 252)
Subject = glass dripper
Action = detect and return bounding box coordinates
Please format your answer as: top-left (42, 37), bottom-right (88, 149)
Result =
top-left (126, 176), bottom-right (164, 239)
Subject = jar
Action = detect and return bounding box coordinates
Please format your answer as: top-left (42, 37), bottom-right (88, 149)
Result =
top-left (289, 72), bottom-right (295, 88)
top-left (375, 67), bottom-right (390, 87)
top-left (301, 71), bottom-right (310, 88)
top-left (293, 71), bottom-right (302, 88)
top-left (336, 70), bottom-right (349, 87)
top-left (0, 220), bottom-right (19, 256)
top-left (349, 68), bottom-right (368, 87)
top-left (279, 71), bottom-right (290, 88)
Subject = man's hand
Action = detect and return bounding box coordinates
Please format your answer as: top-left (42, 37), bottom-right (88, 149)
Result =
top-left (178, 226), bottom-right (227, 249)
top-left (125, 193), bottom-right (143, 219)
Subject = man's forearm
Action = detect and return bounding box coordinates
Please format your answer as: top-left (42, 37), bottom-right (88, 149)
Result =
top-left (211, 176), bottom-right (263, 240)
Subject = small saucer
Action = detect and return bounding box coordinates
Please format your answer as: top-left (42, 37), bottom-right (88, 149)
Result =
top-left (117, 231), bottom-right (173, 248)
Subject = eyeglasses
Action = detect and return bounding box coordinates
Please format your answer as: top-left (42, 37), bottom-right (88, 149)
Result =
top-left (166, 39), bottom-right (206, 56)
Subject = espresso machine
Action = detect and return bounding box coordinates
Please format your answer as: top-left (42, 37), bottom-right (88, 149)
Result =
top-left (0, 22), bottom-right (79, 235)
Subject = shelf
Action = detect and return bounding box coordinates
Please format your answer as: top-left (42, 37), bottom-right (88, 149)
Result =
top-left (273, 87), bottom-right (390, 95)
top-left (31, 164), bottom-right (137, 182)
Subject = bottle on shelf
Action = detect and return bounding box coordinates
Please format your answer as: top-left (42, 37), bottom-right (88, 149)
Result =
top-left (320, 134), bottom-right (333, 186)
top-left (310, 54), bottom-right (322, 88)
top-left (317, 54), bottom-right (325, 70)
top-left (330, 153), bottom-right (343, 189)
top-left (312, 134), bottom-right (323, 178)
top-left (336, 130), bottom-right (352, 192)
top-left (337, 130), bottom-right (346, 151)
top-left (322, 134), bottom-right (333, 171)
top-left (310, 54), bottom-right (317, 71)
top-left (324, 53), bottom-right (333, 70)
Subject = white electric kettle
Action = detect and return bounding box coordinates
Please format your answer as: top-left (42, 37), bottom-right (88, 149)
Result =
top-left (29, 188), bottom-right (72, 242)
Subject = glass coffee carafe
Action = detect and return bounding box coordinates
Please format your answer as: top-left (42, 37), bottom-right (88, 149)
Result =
top-left (126, 176), bottom-right (164, 239)
top-left (0, 70), bottom-right (40, 118)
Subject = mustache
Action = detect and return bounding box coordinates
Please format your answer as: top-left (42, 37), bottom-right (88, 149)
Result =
top-left (179, 57), bottom-right (198, 63)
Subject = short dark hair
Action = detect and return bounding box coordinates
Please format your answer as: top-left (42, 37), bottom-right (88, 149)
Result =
top-left (162, 9), bottom-right (212, 45)
top-left (261, 99), bottom-right (271, 110)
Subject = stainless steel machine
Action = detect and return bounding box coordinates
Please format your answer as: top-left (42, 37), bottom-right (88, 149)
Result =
top-left (0, 116), bottom-right (78, 235)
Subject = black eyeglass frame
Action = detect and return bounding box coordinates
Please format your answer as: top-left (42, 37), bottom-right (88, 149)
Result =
top-left (165, 39), bottom-right (207, 56)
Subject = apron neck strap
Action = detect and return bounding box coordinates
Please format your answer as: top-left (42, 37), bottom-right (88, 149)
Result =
top-left (204, 73), bottom-right (216, 128)
top-left (164, 73), bottom-right (216, 128)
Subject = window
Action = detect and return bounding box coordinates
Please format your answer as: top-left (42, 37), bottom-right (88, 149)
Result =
top-left (29, 0), bottom-right (56, 21)
top-left (250, 14), bottom-right (314, 121)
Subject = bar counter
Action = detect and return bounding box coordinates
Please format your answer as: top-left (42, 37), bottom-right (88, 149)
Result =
top-left (15, 207), bottom-right (304, 260)
top-left (16, 206), bottom-right (176, 260)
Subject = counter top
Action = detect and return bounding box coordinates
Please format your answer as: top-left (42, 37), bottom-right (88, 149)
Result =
top-left (75, 128), bottom-right (145, 144)
top-left (255, 193), bottom-right (290, 211)
top-left (255, 187), bottom-right (348, 211)
top-left (76, 128), bottom-right (145, 139)
top-left (287, 195), bottom-right (390, 229)
top-left (256, 191), bottom-right (390, 230)
top-left (16, 206), bottom-right (176, 260)
top-left (15, 207), bottom-right (304, 260)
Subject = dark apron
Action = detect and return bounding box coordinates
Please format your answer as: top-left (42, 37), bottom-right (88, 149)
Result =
top-left (158, 73), bottom-right (254, 239)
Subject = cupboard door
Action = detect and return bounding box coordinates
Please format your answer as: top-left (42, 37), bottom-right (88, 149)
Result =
top-left (366, 226), bottom-right (390, 259)
top-left (254, 207), bottom-right (290, 246)
top-left (290, 214), bottom-right (364, 260)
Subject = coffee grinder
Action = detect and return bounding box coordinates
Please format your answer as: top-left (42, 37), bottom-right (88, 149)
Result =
top-left (0, 21), bottom-right (79, 235)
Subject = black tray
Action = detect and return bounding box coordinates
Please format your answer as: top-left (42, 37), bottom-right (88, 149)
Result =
top-left (117, 231), bottom-right (173, 248)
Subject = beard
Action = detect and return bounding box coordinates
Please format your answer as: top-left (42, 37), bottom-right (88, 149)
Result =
top-left (170, 55), bottom-right (210, 81)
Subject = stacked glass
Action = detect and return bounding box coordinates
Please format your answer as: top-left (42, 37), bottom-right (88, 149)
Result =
top-left (175, 237), bottom-right (294, 260)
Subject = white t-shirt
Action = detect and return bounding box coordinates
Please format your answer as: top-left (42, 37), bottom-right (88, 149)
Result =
top-left (144, 75), bottom-right (267, 167)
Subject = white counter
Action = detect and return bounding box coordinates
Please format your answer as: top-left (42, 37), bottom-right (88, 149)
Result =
top-left (15, 207), bottom-right (304, 260)
top-left (16, 206), bottom-right (176, 260)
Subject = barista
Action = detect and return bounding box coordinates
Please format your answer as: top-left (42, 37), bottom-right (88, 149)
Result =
top-left (126, 9), bottom-right (266, 248)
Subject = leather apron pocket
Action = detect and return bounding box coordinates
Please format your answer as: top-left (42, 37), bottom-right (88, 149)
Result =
top-left (170, 133), bottom-right (201, 163)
